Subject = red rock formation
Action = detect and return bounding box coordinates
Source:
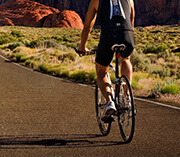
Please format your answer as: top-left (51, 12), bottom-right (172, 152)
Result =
top-left (17, 0), bottom-right (180, 26)
top-left (43, 10), bottom-right (83, 29)
top-left (0, 0), bottom-right (83, 28)
top-left (0, 0), bottom-right (179, 26)
top-left (0, 18), bottom-right (14, 26)
top-left (134, 0), bottom-right (179, 26)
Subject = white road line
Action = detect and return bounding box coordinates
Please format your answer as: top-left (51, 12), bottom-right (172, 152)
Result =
top-left (134, 97), bottom-right (180, 110)
top-left (0, 54), bottom-right (9, 61)
top-left (0, 54), bottom-right (33, 71)
top-left (1, 53), bottom-right (180, 111)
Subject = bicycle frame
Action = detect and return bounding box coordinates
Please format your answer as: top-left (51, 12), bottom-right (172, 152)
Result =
top-left (107, 51), bottom-right (123, 113)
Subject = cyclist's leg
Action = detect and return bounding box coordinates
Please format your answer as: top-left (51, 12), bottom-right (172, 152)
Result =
top-left (120, 56), bottom-right (132, 83)
top-left (95, 41), bottom-right (114, 103)
top-left (95, 62), bottom-right (112, 103)
top-left (119, 30), bottom-right (134, 83)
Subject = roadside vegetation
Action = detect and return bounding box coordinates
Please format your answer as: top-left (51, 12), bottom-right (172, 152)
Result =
top-left (0, 26), bottom-right (179, 100)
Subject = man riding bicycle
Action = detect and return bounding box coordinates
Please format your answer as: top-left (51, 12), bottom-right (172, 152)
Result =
top-left (78, 0), bottom-right (135, 120)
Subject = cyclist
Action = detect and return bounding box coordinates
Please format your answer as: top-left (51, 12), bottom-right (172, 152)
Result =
top-left (78, 0), bottom-right (135, 120)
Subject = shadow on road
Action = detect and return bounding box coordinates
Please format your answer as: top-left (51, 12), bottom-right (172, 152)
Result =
top-left (0, 134), bottom-right (126, 149)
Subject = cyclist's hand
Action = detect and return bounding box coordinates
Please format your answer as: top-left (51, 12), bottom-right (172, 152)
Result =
top-left (74, 47), bottom-right (91, 57)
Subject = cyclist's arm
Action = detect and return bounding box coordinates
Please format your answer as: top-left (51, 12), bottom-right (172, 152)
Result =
top-left (78, 0), bottom-right (99, 52)
top-left (130, 0), bottom-right (135, 29)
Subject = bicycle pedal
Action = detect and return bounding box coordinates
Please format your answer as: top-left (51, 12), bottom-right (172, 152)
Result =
top-left (104, 115), bottom-right (115, 123)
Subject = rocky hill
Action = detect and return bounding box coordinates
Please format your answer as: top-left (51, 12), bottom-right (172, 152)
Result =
top-left (0, 0), bottom-right (83, 28)
top-left (135, 0), bottom-right (180, 26)
top-left (0, 0), bottom-right (179, 26)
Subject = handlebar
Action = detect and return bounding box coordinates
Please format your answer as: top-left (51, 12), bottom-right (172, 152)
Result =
top-left (74, 48), bottom-right (96, 57)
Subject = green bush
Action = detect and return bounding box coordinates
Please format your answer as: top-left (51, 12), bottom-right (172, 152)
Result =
top-left (146, 53), bottom-right (157, 63)
top-left (0, 33), bottom-right (17, 45)
top-left (71, 71), bottom-right (87, 82)
top-left (131, 80), bottom-right (138, 90)
top-left (39, 40), bottom-right (59, 48)
top-left (15, 53), bottom-right (27, 62)
top-left (161, 84), bottom-right (179, 95)
top-left (143, 45), bottom-right (157, 54)
top-left (131, 49), bottom-right (151, 72)
top-left (143, 44), bottom-right (170, 54)
top-left (28, 40), bottom-right (41, 48)
top-left (38, 63), bottom-right (49, 72)
top-left (150, 65), bottom-right (171, 78)
top-left (10, 30), bottom-right (24, 37)
top-left (53, 36), bottom-right (63, 42)
top-left (87, 70), bottom-right (96, 83)
top-left (7, 42), bottom-right (24, 50)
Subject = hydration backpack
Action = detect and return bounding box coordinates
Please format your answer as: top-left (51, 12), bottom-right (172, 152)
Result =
top-left (98, 0), bottom-right (133, 31)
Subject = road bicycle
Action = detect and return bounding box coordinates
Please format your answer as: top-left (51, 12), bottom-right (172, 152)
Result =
top-left (75, 44), bottom-right (136, 143)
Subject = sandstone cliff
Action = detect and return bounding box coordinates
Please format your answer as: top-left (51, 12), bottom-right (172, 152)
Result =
top-left (0, 0), bottom-right (83, 28)
top-left (135, 0), bottom-right (180, 26)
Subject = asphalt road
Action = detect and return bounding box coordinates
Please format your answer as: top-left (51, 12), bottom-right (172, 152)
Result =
top-left (0, 52), bottom-right (180, 157)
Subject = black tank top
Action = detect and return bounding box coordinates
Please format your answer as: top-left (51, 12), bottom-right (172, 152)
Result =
top-left (98, 0), bottom-right (133, 32)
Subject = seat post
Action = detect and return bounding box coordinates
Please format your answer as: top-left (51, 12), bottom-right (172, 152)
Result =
top-left (111, 44), bottom-right (126, 79)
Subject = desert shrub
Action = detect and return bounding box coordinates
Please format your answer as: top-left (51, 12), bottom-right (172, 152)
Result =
top-left (55, 52), bottom-right (77, 62)
top-left (11, 46), bottom-right (34, 62)
top-left (53, 36), bottom-right (63, 42)
top-left (28, 40), bottom-right (59, 49)
top-left (143, 45), bottom-right (157, 54)
top-left (38, 63), bottom-right (50, 72)
top-left (71, 71), bottom-right (87, 82)
top-left (131, 49), bottom-right (151, 72)
top-left (15, 53), bottom-right (27, 62)
top-left (28, 40), bottom-right (41, 48)
top-left (161, 84), bottom-right (179, 95)
top-left (62, 35), bottom-right (71, 42)
top-left (131, 80), bottom-right (138, 90)
top-left (39, 40), bottom-right (59, 48)
top-left (133, 72), bottom-right (148, 82)
top-left (131, 72), bottom-right (149, 90)
top-left (146, 53), bottom-right (157, 63)
top-left (7, 42), bottom-right (24, 50)
top-left (157, 44), bottom-right (170, 52)
top-left (87, 70), bottom-right (96, 83)
top-left (21, 39), bottom-right (31, 47)
top-left (157, 49), bottom-right (170, 60)
top-left (143, 44), bottom-right (170, 54)
top-left (152, 81), bottom-right (163, 94)
top-left (0, 33), bottom-right (17, 45)
top-left (12, 46), bottom-right (34, 54)
top-left (63, 52), bottom-right (76, 61)
top-left (59, 70), bottom-right (70, 78)
top-left (10, 30), bottom-right (24, 37)
top-left (150, 64), bottom-right (171, 78)
top-left (136, 78), bottom-right (156, 91)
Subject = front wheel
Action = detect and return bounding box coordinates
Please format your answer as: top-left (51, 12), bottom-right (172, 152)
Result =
top-left (95, 84), bottom-right (111, 136)
top-left (117, 75), bottom-right (135, 143)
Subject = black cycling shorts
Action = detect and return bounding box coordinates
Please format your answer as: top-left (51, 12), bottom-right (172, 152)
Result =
top-left (95, 30), bottom-right (135, 66)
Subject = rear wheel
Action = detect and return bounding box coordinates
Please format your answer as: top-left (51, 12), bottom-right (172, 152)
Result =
top-left (117, 75), bottom-right (135, 143)
top-left (95, 84), bottom-right (111, 135)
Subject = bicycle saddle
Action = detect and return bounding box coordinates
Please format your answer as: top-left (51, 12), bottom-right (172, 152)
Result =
top-left (111, 44), bottom-right (126, 52)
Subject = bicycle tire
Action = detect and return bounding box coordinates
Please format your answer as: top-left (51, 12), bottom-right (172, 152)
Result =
top-left (95, 84), bottom-right (111, 136)
top-left (117, 75), bottom-right (135, 143)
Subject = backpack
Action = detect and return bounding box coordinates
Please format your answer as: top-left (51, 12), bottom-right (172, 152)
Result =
top-left (99, 0), bottom-right (131, 20)
top-left (98, 0), bottom-right (133, 31)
